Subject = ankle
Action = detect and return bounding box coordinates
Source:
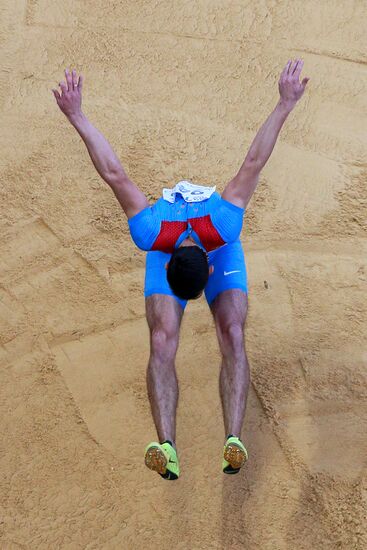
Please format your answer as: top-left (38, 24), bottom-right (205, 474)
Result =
top-left (161, 438), bottom-right (176, 450)
top-left (226, 433), bottom-right (241, 441)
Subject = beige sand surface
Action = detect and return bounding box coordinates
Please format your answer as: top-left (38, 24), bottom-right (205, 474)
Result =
top-left (1, 1), bottom-right (366, 548)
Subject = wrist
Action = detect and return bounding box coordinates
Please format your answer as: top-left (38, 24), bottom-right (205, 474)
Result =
top-left (68, 111), bottom-right (86, 127)
top-left (277, 98), bottom-right (296, 115)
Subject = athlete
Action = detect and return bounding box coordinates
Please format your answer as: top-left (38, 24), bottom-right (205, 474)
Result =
top-left (52, 59), bottom-right (309, 479)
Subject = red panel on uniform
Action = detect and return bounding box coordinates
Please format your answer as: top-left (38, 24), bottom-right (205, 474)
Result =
top-left (190, 215), bottom-right (225, 251)
top-left (152, 220), bottom-right (188, 253)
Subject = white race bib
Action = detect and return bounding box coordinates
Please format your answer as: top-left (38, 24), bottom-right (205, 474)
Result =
top-left (162, 180), bottom-right (216, 203)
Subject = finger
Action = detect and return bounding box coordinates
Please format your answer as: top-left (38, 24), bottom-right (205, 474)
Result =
top-left (291, 58), bottom-right (301, 75)
top-left (281, 59), bottom-right (291, 79)
top-left (52, 89), bottom-right (61, 101)
top-left (65, 68), bottom-right (73, 91)
top-left (59, 81), bottom-right (67, 94)
top-left (301, 77), bottom-right (310, 88)
top-left (77, 73), bottom-right (83, 91)
top-left (287, 59), bottom-right (294, 75)
top-left (71, 68), bottom-right (78, 89)
top-left (294, 59), bottom-right (304, 79)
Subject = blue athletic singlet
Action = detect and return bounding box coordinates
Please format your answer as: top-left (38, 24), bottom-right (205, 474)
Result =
top-left (128, 191), bottom-right (244, 253)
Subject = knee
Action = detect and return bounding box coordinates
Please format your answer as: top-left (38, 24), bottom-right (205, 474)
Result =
top-left (218, 322), bottom-right (245, 358)
top-left (150, 327), bottom-right (179, 363)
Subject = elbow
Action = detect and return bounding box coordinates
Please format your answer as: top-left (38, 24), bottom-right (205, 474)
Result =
top-left (244, 155), bottom-right (262, 169)
top-left (105, 169), bottom-right (129, 188)
top-left (242, 157), bottom-right (263, 174)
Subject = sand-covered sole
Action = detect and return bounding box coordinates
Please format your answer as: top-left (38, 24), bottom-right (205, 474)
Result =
top-left (224, 443), bottom-right (247, 469)
top-left (145, 446), bottom-right (168, 474)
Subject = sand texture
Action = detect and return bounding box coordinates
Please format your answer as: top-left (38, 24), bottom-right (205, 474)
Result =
top-left (1, 1), bottom-right (366, 548)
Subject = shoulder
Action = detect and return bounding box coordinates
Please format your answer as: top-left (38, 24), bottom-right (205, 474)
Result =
top-left (153, 197), bottom-right (175, 214)
top-left (209, 191), bottom-right (245, 213)
top-left (219, 195), bottom-right (245, 214)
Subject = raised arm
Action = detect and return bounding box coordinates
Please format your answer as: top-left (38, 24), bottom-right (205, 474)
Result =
top-left (222, 58), bottom-right (310, 209)
top-left (52, 68), bottom-right (149, 219)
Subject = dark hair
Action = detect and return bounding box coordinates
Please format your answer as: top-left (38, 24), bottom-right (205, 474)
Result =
top-left (167, 246), bottom-right (209, 300)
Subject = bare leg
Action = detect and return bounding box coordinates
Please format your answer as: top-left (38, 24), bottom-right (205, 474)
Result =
top-left (145, 294), bottom-right (184, 446)
top-left (210, 289), bottom-right (250, 442)
top-left (219, 341), bottom-right (250, 438)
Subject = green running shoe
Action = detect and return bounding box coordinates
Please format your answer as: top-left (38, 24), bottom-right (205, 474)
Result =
top-left (222, 435), bottom-right (248, 474)
top-left (144, 440), bottom-right (180, 480)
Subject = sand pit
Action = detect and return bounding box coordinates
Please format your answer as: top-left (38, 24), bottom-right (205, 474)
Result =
top-left (1, 1), bottom-right (366, 548)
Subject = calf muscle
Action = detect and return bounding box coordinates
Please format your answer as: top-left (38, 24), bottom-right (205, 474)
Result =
top-left (145, 295), bottom-right (184, 444)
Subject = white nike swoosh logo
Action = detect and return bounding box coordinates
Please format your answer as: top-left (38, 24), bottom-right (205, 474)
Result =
top-left (224, 270), bottom-right (241, 276)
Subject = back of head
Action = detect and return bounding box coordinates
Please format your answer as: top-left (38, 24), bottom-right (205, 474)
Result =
top-left (167, 246), bottom-right (209, 300)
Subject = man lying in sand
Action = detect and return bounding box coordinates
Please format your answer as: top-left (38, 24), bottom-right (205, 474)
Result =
top-left (52, 59), bottom-right (309, 479)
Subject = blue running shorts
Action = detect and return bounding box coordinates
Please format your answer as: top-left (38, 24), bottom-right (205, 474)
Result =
top-left (144, 239), bottom-right (248, 309)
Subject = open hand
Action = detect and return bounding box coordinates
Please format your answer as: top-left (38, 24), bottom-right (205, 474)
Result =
top-left (278, 58), bottom-right (310, 109)
top-left (52, 68), bottom-right (84, 119)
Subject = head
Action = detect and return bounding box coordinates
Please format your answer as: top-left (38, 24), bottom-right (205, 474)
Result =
top-left (165, 242), bottom-right (212, 300)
